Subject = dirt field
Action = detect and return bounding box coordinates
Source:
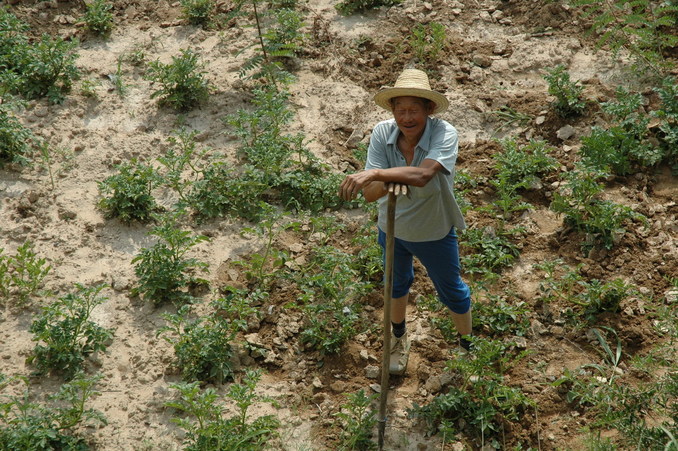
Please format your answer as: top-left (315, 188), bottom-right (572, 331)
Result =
top-left (1, 0), bottom-right (676, 450)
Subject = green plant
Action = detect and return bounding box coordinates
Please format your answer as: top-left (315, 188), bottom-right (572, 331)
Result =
top-left (409, 337), bottom-right (533, 445)
top-left (460, 226), bottom-right (521, 275)
top-left (410, 22), bottom-right (446, 63)
top-left (472, 293), bottom-right (531, 337)
top-left (37, 142), bottom-right (75, 191)
top-left (98, 158), bottom-right (161, 224)
top-left (572, 0), bottom-right (678, 76)
top-left (4, 240), bottom-right (52, 306)
top-left (550, 165), bottom-right (647, 250)
top-left (79, 77), bottom-right (100, 98)
top-left (490, 106), bottom-right (532, 131)
top-left (83, 0), bottom-right (114, 36)
top-left (652, 76), bottom-right (678, 172)
top-left (17, 34), bottom-right (81, 104)
top-left (157, 128), bottom-right (211, 207)
top-left (585, 327), bottom-right (623, 384)
top-left (167, 370), bottom-right (279, 450)
top-left (0, 373), bottom-right (106, 449)
top-left (543, 65), bottom-right (586, 117)
top-left (180, 0), bottom-right (215, 27)
top-left (27, 284), bottom-right (113, 379)
top-left (297, 245), bottom-right (371, 354)
top-left (131, 213), bottom-right (209, 305)
top-left (159, 304), bottom-right (238, 384)
top-left (0, 102), bottom-right (35, 167)
top-left (145, 49), bottom-right (211, 110)
top-left (335, 390), bottom-right (378, 451)
top-left (335, 0), bottom-right (402, 15)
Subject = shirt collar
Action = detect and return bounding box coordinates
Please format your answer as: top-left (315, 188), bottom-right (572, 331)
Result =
top-left (386, 117), bottom-right (433, 153)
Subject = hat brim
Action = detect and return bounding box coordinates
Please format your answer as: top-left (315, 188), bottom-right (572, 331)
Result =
top-left (374, 87), bottom-right (449, 114)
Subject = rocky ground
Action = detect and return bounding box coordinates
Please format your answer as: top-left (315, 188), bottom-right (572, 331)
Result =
top-left (1, 0), bottom-right (676, 450)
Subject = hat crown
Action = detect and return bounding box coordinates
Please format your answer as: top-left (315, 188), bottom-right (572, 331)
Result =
top-left (393, 69), bottom-right (432, 90)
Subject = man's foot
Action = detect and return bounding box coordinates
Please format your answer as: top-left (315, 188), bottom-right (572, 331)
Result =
top-left (389, 331), bottom-right (411, 376)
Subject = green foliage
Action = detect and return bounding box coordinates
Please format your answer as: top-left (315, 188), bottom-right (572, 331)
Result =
top-left (1, 241), bottom-right (51, 306)
top-left (490, 106), bottom-right (532, 132)
top-left (535, 260), bottom-right (636, 324)
top-left (652, 77), bottom-right (678, 172)
top-left (297, 245), bottom-right (372, 354)
top-left (554, 362), bottom-right (678, 448)
top-left (472, 293), bottom-right (531, 337)
top-left (0, 373), bottom-right (106, 450)
top-left (409, 22), bottom-right (446, 63)
top-left (159, 289), bottom-right (262, 384)
top-left (543, 65), bottom-right (586, 117)
top-left (335, 0), bottom-right (402, 15)
top-left (460, 226), bottom-right (521, 275)
top-left (145, 49), bottom-right (211, 110)
top-left (167, 370), bottom-right (279, 450)
top-left (572, 0), bottom-right (678, 76)
top-left (97, 158), bottom-right (161, 224)
top-left (409, 337), bottom-right (533, 445)
top-left (180, 0), bottom-right (215, 27)
top-left (27, 284), bottom-right (113, 380)
top-left (83, 0), bottom-right (114, 36)
top-left (132, 213), bottom-right (209, 305)
top-left (550, 165), bottom-right (646, 250)
top-left (0, 102), bottom-right (35, 167)
top-left (335, 390), bottom-right (378, 451)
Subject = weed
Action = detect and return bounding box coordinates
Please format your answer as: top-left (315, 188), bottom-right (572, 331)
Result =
top-left (97, 158), bottom-right (161, 224)
top-left (460, 226), bottom-right (521, 275)
top-left (490, 106), bottom-right (532, 131)
top-left (111, 56), bottom-right (127, 97)
top-left (145, 49), bottom-right (211, 110)
top-left (652, 76), bottom-right (678, 172)
top-left (494, 139), bottom-right (559, 189)
top-left (27, 284), bottom-right (113, 379)
top-left (167, 370), bottom-right (279, 450)
top-left (0, 372), bottom-right (106, 449)
top-left (83, 0), bottom-right (114, 36)
top-left (0, 101), bottom-right (35, 167)
top-left (410, 22), bottom-right (446, 63)
top-left (572, 0), bottom-right (678, 76)
top-left (335, 390), bottom-right (378, 451)
top-left (550, 165), bottom-right (646, 250)
top-left (180, 0), bottom-right (215, 27)
top-left (453, 168), bottom-right (477, 214)
top-left (544, 65), bottom-right (586, 117)
top-left (79, 77), bottom-right (100, 98)
top-left (131, 213), bottom-right (209, 305)
top-left (36, 142), bottom-right (75, 191)
top-left (472, 292), bottom-right (531, 337)
top-left (335, 0), bottom-right (402, 15)
top-left (584, 327), bottom-right (623, 384)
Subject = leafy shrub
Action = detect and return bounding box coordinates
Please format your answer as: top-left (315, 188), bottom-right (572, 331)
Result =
top-left (0, 102), bottom-right (35, 167)
top-left (4, 240), bottom-right (51, 306)
top-left (167, 370), bottom-right (279, 450)
top-left (180, 0), bottom-right (215, 26)
top-left (573, 0), bottom-right (678, 75)
top-left (409, 337), bottom-right (532, 444)
top-left (550, 165), bottom-right (646, 250)
top-left (131, 213), bottom-right (209, 305)
top-left (277, 164), bottom-right (350, 213)
top-left (410, 22), bottom-right (446, 63)
top-left (297, 245), bottom-right (371, 354)
top-left (27, 284), bottom-right (113, 379)
top-left (460, 226), bottom-right (521, 275)
top-left (472, 293), bottom-right (531, 337)
top-left (544, 65), bottom-right (586, 117)
top-left (17, 35), bottom-right (80, 104)
top-left (335, 390), bottom-right (378, 451)
top-left (653, 76), bottom-right (678, 172)
top-left (83, 0), bottom-right (114, 36)
top-left (145, 49), bottom-right (211, 110)
top-left (0, 373), bottom-right (106, 449)
top-left (335, 0), bottom-right (402, 15)
top-left (98, 158), bottom-right (161, 224)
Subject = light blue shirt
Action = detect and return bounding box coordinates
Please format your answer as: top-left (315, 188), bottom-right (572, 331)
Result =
top-left (365, 117), bottom-right (466, 242)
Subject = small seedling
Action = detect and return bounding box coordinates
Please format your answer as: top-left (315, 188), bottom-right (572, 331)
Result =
top-left (544, 64), bottom-right (586, 117)
top-left (145, 48), bottom-right (211, 110)
top-left (180, 0), bottom-right (215, 27)
top-left (335, 0), bottom-right (402, 15)
top-left (0, 102), bottom-right (34, 167)
top-left (83, 0), bottom-right (114, 36)
top-left (27, 284), bottom-right (113, 379)
top-left (97, 158), bottom-right (161, 224)
top-left (7, 240), bottom-right (52, 306)
top-left (410, 22), bottom-right (446, 63)
top-left (335, 390), bottom-right (378, 451)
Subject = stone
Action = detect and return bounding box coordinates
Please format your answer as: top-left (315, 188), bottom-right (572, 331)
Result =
top-left (365, 365), bottom-right (379, 379)
top-left (472, 54), bottom-right (492, 68)
top-left (557, 125), bottom-right (576, 140)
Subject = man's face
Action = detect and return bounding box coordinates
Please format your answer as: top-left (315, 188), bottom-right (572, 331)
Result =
top-left (392, 96), bottom-right (433, 141)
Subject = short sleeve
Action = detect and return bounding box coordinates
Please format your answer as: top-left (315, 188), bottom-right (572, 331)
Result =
top-left (365, 120), bottom-right (394, 170)
top-left (425, 120), bottom-right (458, 175)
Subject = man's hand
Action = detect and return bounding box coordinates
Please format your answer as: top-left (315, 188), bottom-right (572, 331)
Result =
top-left (339, 170), bottom-right (375, 201)
top-left (387, 182), bottom-right (408, 197)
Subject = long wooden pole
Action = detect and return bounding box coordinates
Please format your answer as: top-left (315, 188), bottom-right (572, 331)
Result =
top-left (378, 190), bottom-right (397, 450)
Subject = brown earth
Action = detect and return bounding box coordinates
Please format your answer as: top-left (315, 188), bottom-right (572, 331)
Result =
top-left (1, 0), bottom-right (676, 450)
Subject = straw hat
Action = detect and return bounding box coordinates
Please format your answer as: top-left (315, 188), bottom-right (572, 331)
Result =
top-left (374, 69), bottom-right (449, 114)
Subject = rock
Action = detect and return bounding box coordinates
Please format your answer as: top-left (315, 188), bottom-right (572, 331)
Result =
top-left (536, 115), bottom-right (546, 125)
top-left (312, 377), bottom-right (323, 389)
top-left (479, 11), bottom-right (492, 22)
top-left (472, 54), bottom-right (492, 68)
top-left (557, 125), bottom-right (576, 140)
top-left (514, 336), bottom-right (528, 348)
top-left (365, 365), bottom-right (379, 379)
top-left (666, 289), bottom-right (678, 304)
top-left (330, 381), bottom-right (347, 393)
